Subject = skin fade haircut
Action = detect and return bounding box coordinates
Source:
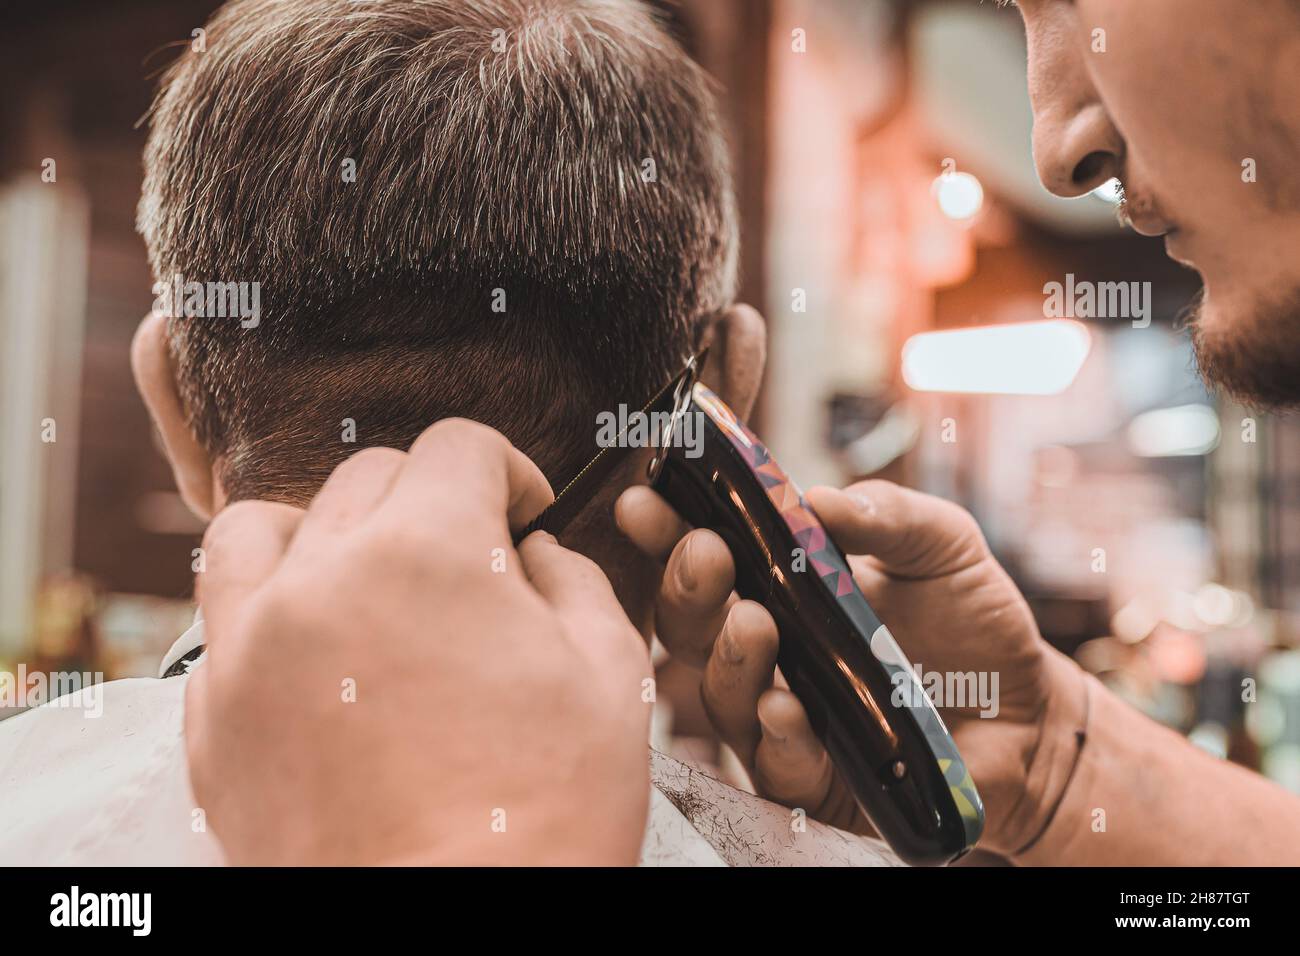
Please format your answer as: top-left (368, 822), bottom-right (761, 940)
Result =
top-left (138, 0), bottom-right (738, 503)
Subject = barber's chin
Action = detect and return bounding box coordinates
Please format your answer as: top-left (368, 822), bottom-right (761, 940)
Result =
top-left (1190, 286), bottom-right (1300, 410)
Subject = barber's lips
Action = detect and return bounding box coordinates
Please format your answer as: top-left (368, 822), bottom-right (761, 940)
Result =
top-left (1122, 197), bottom-right (1193, 267)
top-left (1163, 230), bottom-right (1196, 268)
top-left (1122, 202), bottom-right (1171, 239)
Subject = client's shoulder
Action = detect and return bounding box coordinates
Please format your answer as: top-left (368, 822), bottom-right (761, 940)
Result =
top-left (0, 667), bottom-right (222, 866)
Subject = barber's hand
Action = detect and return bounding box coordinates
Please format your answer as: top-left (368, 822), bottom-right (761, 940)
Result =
top-left (615, 480), bottom-right (1085, 857)
top-left (186, 420), bottom-right (653, 866)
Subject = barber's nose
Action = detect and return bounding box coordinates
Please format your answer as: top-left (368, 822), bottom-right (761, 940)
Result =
top-left (1024, 15), bottom-right (1124, 199)
top-left (1032, 101), bottom-right (1123, 198)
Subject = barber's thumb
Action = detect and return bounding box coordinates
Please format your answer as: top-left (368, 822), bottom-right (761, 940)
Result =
top-left (805, 481), bottom-right (982, 577)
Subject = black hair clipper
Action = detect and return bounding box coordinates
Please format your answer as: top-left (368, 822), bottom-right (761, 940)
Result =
top-left (647, 365), bottom-right (984, 866)
top-left (515, 354), bottom-right (984, 865)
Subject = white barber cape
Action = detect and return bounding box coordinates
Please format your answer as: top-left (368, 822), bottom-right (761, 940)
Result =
top-left (0, 618), bottom-right (899, 867)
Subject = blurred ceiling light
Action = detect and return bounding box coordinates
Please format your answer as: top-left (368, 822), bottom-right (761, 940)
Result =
top-left (1192, 583), bottom-right (1236, 628)
top-left (1092, 177), bottom-right (1124, 205)
top-left (1189, 582), bottom-right (1255, 630)
top-left (902, 319), bottom-right (1091, 395)
top-left (1126, 404), bottom-right (1221, 457)
top-left (1229, 591), bottom-right (1256, 629)
top-left (931, 171), bottom-right (984, 221)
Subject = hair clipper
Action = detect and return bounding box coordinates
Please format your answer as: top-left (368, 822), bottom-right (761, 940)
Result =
top-left (648, 374), bottom-right (984, 866)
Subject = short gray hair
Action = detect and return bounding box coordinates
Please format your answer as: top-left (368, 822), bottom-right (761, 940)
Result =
top-left (139, 0), bottom-right (738, 502)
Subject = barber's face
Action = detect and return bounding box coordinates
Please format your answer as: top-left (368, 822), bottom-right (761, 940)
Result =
top-left (1013, 0), bottom-right (1300, 407)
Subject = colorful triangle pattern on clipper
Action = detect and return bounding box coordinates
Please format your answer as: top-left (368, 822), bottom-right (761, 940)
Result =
top-left (693, 384), bottom-right (860, 602)
top-left (691, 383), bottom-right (985, 848)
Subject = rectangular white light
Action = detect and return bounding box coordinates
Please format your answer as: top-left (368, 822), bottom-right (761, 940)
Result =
top-left (902, 319), bottom-right (1092, 395)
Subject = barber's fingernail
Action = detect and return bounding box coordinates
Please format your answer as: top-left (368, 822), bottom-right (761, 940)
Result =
top-left (848, 493), bottom-right (875, 516)
top-left (675, 537), bottom-right (697, 591)
top-left (718, 619), bottom-right (744, 665)
top-left (758, 712), bottom-right (787, 745)
top-left (530, 530), bottom-right (557, 544)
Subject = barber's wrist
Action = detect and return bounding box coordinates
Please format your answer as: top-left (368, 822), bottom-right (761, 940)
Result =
top-left (991, 647), bottom-right (1090, 858)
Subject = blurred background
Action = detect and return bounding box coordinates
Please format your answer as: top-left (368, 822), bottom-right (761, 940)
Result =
top-left (3, 0), bottom-right (1299, 819)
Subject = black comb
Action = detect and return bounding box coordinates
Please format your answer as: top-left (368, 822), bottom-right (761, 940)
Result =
top-left (511, 350), bottom-right (706, 545)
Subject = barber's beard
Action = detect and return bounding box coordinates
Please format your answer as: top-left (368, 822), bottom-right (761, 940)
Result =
top-left (1190, 286), bottom-right (1300, 410)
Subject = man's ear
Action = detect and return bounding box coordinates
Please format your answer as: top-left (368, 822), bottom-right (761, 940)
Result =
top-left (698, 303), bottom-right (766, 420)
top-left (131, 312), bottom-right (217, 520)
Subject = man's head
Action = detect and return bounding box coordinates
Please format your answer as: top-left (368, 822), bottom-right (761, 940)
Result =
top-left (1011, 0), bottom-right (1300, 407)
top-left (134, 0), bottom-right (749, 525)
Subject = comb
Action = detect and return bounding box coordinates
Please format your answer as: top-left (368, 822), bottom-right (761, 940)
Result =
top-left (511, 350), bottom-right (707, 545)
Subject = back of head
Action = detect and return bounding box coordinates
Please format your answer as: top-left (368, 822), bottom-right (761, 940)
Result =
top-left (139, 0), bottom-right (738, 504)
